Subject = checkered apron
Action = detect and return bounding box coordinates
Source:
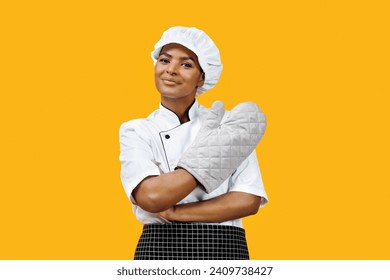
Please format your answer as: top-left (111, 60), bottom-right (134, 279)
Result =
top-left (134, 223), bottom-right (250, 260)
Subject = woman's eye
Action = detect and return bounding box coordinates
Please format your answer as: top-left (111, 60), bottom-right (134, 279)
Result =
top-left (159, 58), bottom-right (169, 63)
top-left (182, 63), bottom-right (192, 68)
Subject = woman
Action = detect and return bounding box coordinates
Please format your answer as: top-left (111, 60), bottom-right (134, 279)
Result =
top-left (119, 26), bottom-right (268, 260)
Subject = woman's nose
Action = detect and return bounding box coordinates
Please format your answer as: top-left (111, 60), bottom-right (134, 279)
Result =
top-left (166, 62), bottom-right (178, 75)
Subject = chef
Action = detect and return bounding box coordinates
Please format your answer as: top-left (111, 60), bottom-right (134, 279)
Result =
top-left (119, 26), bottom-right (268, 260)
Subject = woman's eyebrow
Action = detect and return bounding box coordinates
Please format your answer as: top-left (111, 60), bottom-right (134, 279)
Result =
top-left (181, 56), bottom-right (196, 62)
top-left (159, 52), bottom-right (196, 62)
top-left (159, 52), bottom-right (172, 58)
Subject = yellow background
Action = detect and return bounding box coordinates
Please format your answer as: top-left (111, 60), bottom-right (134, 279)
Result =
top-left (1, 0), bottom-right (389, 259)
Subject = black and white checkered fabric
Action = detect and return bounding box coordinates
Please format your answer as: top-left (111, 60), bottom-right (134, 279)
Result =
top-left (134, 223), bottom-right (250, 260)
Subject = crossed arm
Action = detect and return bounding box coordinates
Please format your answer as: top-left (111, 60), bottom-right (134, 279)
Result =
top-left (132, 168), bottom-right (261, 223)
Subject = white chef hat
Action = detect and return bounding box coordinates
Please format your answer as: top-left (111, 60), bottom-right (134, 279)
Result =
top-left (151, 26), bottom-right (223, 95)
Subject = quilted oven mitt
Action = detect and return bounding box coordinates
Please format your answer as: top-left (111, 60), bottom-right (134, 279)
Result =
top-left (176, 101), bottom-right (266, 193)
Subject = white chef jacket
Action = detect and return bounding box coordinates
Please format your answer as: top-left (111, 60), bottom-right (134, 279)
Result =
top-left (119, 99), bottom-right (268, 228)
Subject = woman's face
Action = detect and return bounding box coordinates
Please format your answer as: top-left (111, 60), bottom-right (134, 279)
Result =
top-left (154, 43), bottom-right (204, 102)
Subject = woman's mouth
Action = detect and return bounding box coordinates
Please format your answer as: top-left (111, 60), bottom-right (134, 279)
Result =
top-left (162, 79), bottom-right (179, 85)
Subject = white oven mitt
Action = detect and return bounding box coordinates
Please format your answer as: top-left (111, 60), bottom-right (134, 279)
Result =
top-left (176, 101), bottom-right (266, 193)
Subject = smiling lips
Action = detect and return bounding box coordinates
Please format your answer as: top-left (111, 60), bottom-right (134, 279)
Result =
top-left (162, 78), bottom-right (180, 85)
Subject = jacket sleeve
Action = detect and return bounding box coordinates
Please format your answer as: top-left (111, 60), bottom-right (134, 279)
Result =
top-left (228, 151), bottom-right (268, 208)
top-left (119, 121), bottom-right (160, 204)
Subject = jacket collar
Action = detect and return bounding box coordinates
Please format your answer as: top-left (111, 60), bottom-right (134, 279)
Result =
top-left (155, 99), bottom-right (202, 128)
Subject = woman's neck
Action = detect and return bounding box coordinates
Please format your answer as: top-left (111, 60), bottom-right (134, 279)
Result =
top-left (161, 98), bottom-right (196, 124)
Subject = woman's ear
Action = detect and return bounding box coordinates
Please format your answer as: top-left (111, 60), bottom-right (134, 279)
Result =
top-left (197, 72), bottom-right (205, 87)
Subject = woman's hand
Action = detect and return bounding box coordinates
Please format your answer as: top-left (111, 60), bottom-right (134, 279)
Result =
top-left (159, 206), bottom-right (176, 221)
